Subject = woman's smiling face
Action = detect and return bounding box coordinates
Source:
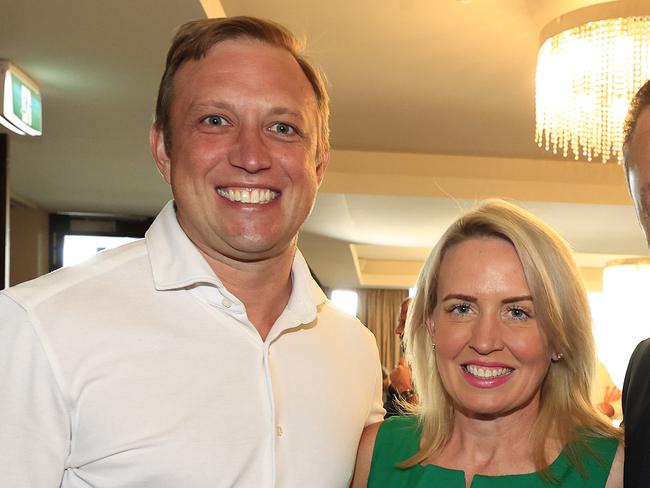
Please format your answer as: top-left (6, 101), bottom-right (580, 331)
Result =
top-left (431, 237), bottom-right (553, 419)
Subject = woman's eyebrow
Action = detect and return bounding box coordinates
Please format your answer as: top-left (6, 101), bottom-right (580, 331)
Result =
top-left (502, 295), bottom-right (533, 304)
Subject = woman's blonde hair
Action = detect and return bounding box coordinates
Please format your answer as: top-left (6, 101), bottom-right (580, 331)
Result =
top-left (402, 199), bottom-right (621, 480)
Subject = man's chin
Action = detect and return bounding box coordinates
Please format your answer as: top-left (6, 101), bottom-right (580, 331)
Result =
top-left (217, 237), bottom-right (296, 264)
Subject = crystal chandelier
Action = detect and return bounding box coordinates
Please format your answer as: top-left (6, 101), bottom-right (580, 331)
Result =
top-left (535, 9), bottom-right (650, 163)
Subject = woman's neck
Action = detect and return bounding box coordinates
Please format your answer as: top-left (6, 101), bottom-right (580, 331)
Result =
top-left (423, 398), bottom-right (562, 487)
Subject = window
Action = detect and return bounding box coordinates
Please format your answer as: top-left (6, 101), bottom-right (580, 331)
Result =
top-left (49, 213), bottom-right (154, 271)
top-left (330, 289), bottom-right (359, 317)
top-left (590, 282), bottom-right (650, 390)
top-left (62, 235), bottom-right (139, 267)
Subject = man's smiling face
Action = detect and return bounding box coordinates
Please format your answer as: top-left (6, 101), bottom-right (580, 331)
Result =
top-left (151, 38), bottom-right (328, 263)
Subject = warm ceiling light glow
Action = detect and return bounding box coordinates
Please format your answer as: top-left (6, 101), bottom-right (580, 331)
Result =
top-left (536, 11), bottom-right (650, 163)
top-left (603, 257), bottom-right (650, 294)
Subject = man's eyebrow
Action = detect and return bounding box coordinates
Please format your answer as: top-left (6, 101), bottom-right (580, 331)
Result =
top-left (187, 102), bottom-right (308, 122)
top-left (267, 107), bottom-right (307, 120)
top-left (189, 100), bottom-right (235, 112)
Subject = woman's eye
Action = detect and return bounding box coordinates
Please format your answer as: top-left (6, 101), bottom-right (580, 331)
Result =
top-left (507, 307), bottom-right (530, 320)
top-left (270, 122), bottom-right (296, 135)
top-left (203, 115), bottom-right (227, 126)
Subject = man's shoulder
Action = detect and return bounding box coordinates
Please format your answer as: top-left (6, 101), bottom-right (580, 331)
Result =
top-left (4, 239), bottom-right (147, 309)
top-left (623, 337), bottom-right (650, 415)
top-left (319, 300), bottom-right (368, 327)
top-left (318, 300), bottom-right (377, 343)
top-left (629, 338), bottom-right (650, 366)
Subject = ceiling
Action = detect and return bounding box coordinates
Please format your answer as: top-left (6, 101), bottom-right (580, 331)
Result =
top-left (1, 0), bottom-right (647, 289)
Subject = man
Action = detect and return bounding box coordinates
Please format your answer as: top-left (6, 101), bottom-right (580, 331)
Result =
top-left (621, 78), bottom-right (650, 488)
top-left (0, 17), bottom-right (384, 487)
top-left (383, 297), bottom-right (416, 417)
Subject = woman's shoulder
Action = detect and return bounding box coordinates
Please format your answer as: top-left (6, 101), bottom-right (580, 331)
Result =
top-left (371, 415), bottom-right (422, 466)
top-left (378, 414), bottom-right (420, 436)
top-left (582, 432), bottom-right (619, 451)
top-left (551, 433), bottom-right (621, 487)
top-left (579, 432), bottom-right (620, 467)
top-left (352, 416), bottom-right (421, 488)
top-left (351, 421), bottom-right (382, 488)
top-left (354, 416), bottom-right (416, 462)
top-left (578, 434), bottom-right (622, 488)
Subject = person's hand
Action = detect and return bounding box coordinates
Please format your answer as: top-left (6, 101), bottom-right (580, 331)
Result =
top-left (389, 356), bottom-right (413, 393)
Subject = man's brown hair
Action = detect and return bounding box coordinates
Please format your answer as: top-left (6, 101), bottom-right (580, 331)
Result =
top-left (623, 79), bottom-right (650, 176)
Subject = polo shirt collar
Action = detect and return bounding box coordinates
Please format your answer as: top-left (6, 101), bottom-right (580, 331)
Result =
top-left (145, 200), bottom-right (326, 321)
top-left (146, 200), bottom-right (221, 290)
top-left (286, 250), bottom-right (327, 323)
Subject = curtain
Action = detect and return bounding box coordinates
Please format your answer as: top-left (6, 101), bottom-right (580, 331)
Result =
top-left (357, 288), bottom-right (409, 370)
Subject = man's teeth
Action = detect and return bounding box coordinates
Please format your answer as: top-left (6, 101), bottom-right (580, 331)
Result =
top-left (464, 364), bottom-right (513, 379)
top-left (217, 188), bottom-right (278, 204)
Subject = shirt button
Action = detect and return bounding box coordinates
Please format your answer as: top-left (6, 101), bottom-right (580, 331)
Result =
top-left (222, 298), bottom-right (232, 308)
top-left (276, 426), bottom-right (283, 437)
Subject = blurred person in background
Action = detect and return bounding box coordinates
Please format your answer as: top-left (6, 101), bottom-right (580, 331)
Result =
top-left (384, 297), bottom-right (417, 417)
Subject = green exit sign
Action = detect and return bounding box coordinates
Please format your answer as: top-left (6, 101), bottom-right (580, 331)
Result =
top-left (0, 61), bottom-right (42, 136)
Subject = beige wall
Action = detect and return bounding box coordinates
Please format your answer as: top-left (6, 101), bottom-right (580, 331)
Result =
top-left (9, 201), bottom-right (49, 286)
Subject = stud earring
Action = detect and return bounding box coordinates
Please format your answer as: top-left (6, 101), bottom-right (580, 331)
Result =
top-left (552, 352), bottom-right (564, 362)
top-left (432, 343), bottom-right (436, 351)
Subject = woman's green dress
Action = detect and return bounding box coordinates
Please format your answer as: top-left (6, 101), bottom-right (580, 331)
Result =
top-left (368, 416), bottom-right (618, 487)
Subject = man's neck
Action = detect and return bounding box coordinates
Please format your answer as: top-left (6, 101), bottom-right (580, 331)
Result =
top-left (202, 246), bottom-right (296, 341)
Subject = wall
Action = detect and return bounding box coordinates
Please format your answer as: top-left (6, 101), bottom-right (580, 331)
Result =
top-left (9, 200), bottom-right (49, 286)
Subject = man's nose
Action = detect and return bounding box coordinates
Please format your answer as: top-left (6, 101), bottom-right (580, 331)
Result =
top-left (228, 126), bottom-right (272, 173)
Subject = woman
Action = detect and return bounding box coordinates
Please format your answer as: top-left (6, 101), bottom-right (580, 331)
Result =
top-left (352, 200), bottom-right (622, 487)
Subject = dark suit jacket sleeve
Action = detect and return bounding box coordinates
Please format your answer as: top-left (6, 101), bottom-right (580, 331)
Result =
top-left (623, 338), bottom-right (650, 488)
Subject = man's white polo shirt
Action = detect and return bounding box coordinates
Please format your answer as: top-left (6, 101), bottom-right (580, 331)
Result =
top-left (0, 201), bottom-right (385, 487)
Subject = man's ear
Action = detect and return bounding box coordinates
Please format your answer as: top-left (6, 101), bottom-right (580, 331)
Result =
top-left (315, 147), bottom-right (330, 187)
top-left (150, 126), bottom-right (172, 184)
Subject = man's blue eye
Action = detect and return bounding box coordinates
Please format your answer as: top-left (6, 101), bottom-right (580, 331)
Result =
top-left (204, 116), bottom-right (225, 126)
top-left (451, 304), bottom-right (470, 314)
top-left (271, 123), bottom-right (295, 135)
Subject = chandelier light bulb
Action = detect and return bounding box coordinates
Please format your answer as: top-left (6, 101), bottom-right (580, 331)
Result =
top-left (536, 15), bottom-right (650, 163)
